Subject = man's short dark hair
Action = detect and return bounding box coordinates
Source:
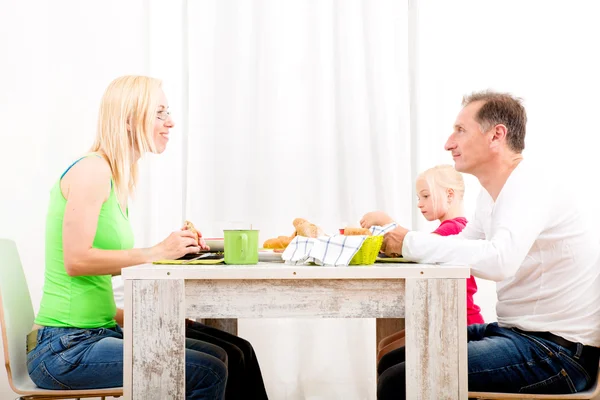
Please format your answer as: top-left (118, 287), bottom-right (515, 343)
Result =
top-left (462, 90), bottom-right (527, 153)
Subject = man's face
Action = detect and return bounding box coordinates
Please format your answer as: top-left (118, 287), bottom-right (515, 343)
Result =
top-left (444, 101), bottom-right (492, 175)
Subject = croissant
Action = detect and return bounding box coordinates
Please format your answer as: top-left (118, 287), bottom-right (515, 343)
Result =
top-left (344, 227), bottom-right (372, 236)
top-left (293, 218), bottom-right (323, 238)
top-left (263, 235), bottom-right (294, 250)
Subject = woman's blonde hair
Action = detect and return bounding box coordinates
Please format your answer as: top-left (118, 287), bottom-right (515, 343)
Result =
top-left (417, 164), bottom-right (465, 211)
top-left (90, 75), bottom-right (162, 199)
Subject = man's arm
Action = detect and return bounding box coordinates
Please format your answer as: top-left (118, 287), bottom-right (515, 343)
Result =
top-left (402, 193), bottom-right (552, 281)
top-left (457, 220), bottom-right (485, 240)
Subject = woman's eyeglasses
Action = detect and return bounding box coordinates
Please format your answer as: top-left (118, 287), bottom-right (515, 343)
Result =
top-left (156, 110), bottom-right (171, 121)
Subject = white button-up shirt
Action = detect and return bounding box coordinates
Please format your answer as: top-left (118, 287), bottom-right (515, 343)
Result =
top-left (402, 160), bottom-right (600, 347)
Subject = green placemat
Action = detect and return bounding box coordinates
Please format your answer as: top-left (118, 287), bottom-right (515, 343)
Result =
top-left (375, 257), bottom-right (415, 264)
top-left (153, 258), bottom-right (225, 265)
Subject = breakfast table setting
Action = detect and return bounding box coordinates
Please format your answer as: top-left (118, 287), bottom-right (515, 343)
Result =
top-left (122, 218), bottom-right (470, 399)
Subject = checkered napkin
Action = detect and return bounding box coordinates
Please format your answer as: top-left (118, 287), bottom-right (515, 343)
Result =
top-left (282, 223), bottom-right (397, 266)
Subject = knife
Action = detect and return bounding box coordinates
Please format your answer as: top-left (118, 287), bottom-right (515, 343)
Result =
top-left (182, 253), bottom-right (214, 264)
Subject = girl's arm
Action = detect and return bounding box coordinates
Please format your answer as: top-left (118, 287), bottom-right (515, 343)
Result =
top-left (360, 211), bottom-right (394, 229)
top-left (62, 157), bottom-right (199, 276)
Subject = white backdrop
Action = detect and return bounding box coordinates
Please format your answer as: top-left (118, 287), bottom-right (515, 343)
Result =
top-left (2, 0), bottom-right (600, 399)
top-left (185, 2), bottom-right (411, 398)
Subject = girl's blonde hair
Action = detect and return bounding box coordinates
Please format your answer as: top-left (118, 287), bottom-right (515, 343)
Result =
top-left (417, 164), bottom-right (465, 212)
top-left (90, 75), bottom-right (162, 199)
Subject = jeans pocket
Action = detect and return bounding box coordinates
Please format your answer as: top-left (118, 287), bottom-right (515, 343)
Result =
top-left (511, 329), bottom-right (555, 357)
top-left (29, 361), bottom-right (72, 390)
top-left (27, 342), bottom-right (52, 366)
top-left (519, 369), bottom-right (576, 394)
top-left (559, 352), bottom-right (593, 390)
top-left (59, 329), bottom-right (93, 350)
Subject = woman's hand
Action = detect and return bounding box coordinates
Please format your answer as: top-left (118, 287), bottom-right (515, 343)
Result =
top-left (181, 223), bottom-right (210, 251)
top-left (360, 211), bottom-right (393, 229)
top-left (153, 230), bottom-right (201, 260)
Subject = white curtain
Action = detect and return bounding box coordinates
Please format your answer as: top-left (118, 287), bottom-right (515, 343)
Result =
top-left (184, 1), bottom-right (411, 398)
top-left (181, 1), bottom-right (600, 397)
top-left (4, 0), bottom-right (600, 398)
top-left (412, 0), bottom-right (600, 328)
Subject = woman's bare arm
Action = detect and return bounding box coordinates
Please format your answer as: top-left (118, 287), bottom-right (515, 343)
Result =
top-left (114, 308), bottom-right (124, 327)
top-left (61, 157), bottom-right (199, 276)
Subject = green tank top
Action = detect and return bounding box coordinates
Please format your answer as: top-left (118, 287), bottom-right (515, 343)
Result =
top-left (35, 155), bottom-right (134, 328)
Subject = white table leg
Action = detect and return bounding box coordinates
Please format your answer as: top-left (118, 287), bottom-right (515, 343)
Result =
top-left (125, 279), bottom-right (186, 399)
top-left (405, 278), bottom-right (467, 399)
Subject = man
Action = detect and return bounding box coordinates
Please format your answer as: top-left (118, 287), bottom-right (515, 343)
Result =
top-left (366, 91), bottom-right (600, 398)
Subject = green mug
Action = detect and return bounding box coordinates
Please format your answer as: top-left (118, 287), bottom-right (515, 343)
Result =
top-left (224, 230), bottom-right (259, 265)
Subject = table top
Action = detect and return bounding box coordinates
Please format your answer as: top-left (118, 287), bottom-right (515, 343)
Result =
top-left (122, 262), bottom-right (470, 280)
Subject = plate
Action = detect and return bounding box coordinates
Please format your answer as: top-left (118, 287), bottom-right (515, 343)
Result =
top-left (258, 249), bottom-right (283, 262)
top-left (177, 252), bottom-right (224, 260)
top-left (375, 256), bottom-right (415, 263)
top-left (204, 238), bottom-right (224, 252)
top-left (154, 258), bottom-right (224, 265)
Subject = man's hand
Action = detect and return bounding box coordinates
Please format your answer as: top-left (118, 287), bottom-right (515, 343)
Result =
top-left (360, 211), bottom-right (393, 229)
top-left (381, 226), bottom-right (409, 257)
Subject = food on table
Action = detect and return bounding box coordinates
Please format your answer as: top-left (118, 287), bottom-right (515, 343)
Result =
top-left (263, 235), bottom-right (294, 250)
top-left (293, 218), bottom-right (323, 238)
top-left (184, 220), bottom-right (203, 242)
top-left (343, 227), bottom-right (372, 236)
top-left (262, 217), bottom-right (324, 250)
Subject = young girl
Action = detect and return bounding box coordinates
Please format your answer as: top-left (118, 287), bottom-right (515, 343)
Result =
top-left (360, 164), bottom-right (484, 364)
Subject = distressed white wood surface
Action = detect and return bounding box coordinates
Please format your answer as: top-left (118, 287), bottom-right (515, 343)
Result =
top-left (186, 279), bottom-right (406, 318)
top-left (123, 263), bottom-right (470, 399)
top-left (405, 278), bottom-right (466, 400)
top-left (122, 262), bottom-right (470, 280)
top-left (128, 279), bottom-right (185, 400)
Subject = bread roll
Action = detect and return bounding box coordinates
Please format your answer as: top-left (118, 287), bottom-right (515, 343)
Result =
top-left (263, 235), bottom-right (293, 250)
top-left (184, 220), bottom-right (200, 241)
top-left (344, 227), bottom-right (372, 236)
top-left (293, 218), bottom-right (323, 238)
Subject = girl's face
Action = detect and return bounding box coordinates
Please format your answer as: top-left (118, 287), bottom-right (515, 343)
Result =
top-left (153, 89), bottom-right (174, 154)
top-left (416, 177), bottom-right (449, 222)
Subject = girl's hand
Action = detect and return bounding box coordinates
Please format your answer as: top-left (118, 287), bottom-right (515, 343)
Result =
top-left (360, 211), bottom-right (393, 229)
top-left (153, 230), bottom-right (200, 260)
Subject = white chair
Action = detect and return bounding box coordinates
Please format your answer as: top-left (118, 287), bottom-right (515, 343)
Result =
top-left (0, 238), bottom-right (122, 399)
top-left (469, 362), bottom-right (600, 399)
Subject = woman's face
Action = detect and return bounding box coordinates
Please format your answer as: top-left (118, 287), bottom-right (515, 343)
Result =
top-left (153, 89), bottom-right (174, 154)
top-left (416, 177), bottom-right (449, 222)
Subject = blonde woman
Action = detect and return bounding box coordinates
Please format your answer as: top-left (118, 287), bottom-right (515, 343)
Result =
top-left (27, 76), bottom-right (227, 399)
top-left (361, 164), bottom-right (483, 365)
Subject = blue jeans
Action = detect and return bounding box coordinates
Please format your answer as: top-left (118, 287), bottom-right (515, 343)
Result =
top-left (27, 325), bottom-right (228, 399)
top-left (377, 322), bottom-right (600, 399)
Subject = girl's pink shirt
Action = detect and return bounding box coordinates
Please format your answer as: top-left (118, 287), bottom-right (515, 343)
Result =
top-left (433, 217), bottom-right (485, 325)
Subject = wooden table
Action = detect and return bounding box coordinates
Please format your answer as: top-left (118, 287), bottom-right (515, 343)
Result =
top-left (123, 263), bottom-right (469, 399)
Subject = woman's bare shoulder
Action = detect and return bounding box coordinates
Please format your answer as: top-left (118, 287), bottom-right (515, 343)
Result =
top-left (61, 154), bottom-right (112, 198)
